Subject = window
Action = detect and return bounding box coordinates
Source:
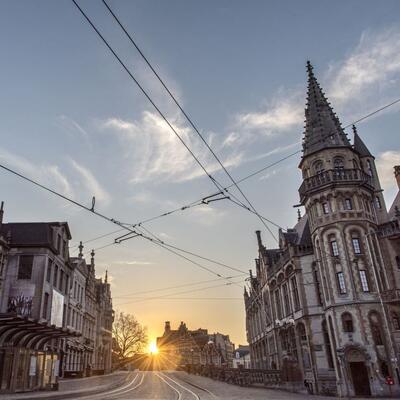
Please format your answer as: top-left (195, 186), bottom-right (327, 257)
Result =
top-left (333, 157), bottom-right (344, 169)
top-left (57, 234), bottom-right (61, 252)
top-left (65, 276), bottom-right (69, 295)
top-left (46, 260), bottom-right (52, 282)
top-left (337, 272), bottom-right (347, 294)
top-left (63, 240), bottom-right (67, 258)
top-left (330, 240), bottom-right (339, 256)
top-left (344, 198), bottom-right (353, 210)
top-left (53, 265), bottom-right (58, 287)
top-left (342, 313), bottom-right (354, 332)
top-left (392, 313), bottom-right (400, 330)
top-left (367, 160), bottom-right (373, 176)
top-left (375, 196), bottom-right (382, 209)
top-left (322, 203), bottom-right (330, 214)
top-left (370, 312), bottom-right (383, 345)
top-left (314, 161), bottom-right (324, 174)
top-left (18, 255), bottom-right (34, 280)
top-left (282, 284), bottom-right (291, 316)
top-left (43, 292), bottom-right (49, 319)
top-left (275, 290), bottom-right (282, 320)
top-left (396, 256), bottom-right (400, 270)
top-left (59, 270), bottom-right (64, 291)
top-left (322, 320), bottom-right (334, 369)
top-left (291, 276), bottom-right (300, 311)
top-left (359, 270), bottom-right (370, 292)
top-left (313, 268), bottom-right (323, 306)
top-left (352, 238), bottom-right (361, 254)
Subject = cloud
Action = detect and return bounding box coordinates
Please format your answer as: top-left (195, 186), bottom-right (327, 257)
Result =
top-left (101, 112), bottom-right (244, 184)
top-left (328, 28), bottom-right (400, 105)
top-left (0, 147), bottom-right (74, 198)
top-left (70, 159), bottom-right (111, 206)
top-left (376, 151), bottom-right (400, 191)
top-left (236, 90), bottom-right (303, 135)
top-left (113, 260), bottom-right (154, 266)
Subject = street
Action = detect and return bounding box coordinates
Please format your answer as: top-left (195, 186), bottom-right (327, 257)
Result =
top-left (74, 371), bottom-right (382, 400)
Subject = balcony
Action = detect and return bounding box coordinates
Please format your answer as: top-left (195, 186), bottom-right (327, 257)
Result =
top-left (381, 289), bottom-right (400, 303)
top-left (378, 220), bottom-right (400, 239)
top-left (299, 168), bottom-right (373, 202)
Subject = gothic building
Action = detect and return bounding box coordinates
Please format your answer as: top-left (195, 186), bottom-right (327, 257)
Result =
top-left (244, 62), bottom-right (400, 397)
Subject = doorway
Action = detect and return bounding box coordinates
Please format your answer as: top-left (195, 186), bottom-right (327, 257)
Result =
top-left (349, 361), bottom-right (371, 396)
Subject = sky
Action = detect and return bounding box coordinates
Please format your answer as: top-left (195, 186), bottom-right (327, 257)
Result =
top-left (1, 0), bottom-right (400, 346)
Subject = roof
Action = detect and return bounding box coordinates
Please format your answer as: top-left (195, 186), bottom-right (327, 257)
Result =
top-left (0, 222), bottom-right (71, 248)
top-left (388, 191), bottom-right (400, 220)
top-left (353, 125), bottom-right (373, 158)
top-left (301, 62), bottom-right (351, 160)
top-left (281, 215), bottom-right (312, 247)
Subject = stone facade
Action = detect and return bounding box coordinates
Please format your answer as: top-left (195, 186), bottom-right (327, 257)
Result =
top-left (157, 321), bottom-right (235, 368)
top-left (244, 62), bottom-right (400, 397)
top-left (0, 209), bottom-right (114, 392)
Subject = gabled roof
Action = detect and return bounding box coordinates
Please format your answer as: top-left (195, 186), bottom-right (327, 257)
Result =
top-left (301, 62), bottom-right (351, 159)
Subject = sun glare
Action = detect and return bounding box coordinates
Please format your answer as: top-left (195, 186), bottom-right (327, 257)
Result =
top-left (148, 341), bottom-right (159, 355)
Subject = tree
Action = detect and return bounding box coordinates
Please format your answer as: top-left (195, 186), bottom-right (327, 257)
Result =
top-left (112, 311), bottom-right (148, 360)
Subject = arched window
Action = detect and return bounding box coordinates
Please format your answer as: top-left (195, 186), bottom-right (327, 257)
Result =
top-left (297, 322), bottom-right (307, 342)
top-left (313, 160), bottom-right (324, 174)
top-left (342, 312), bottom-right (354, 332)
top-left (366, 160), bottom-right (373, 176)
top-left (333, 157), bottom-right (344, 170)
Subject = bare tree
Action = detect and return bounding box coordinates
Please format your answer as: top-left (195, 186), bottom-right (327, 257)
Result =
top-left (112, 311), bottom-right (148, 360)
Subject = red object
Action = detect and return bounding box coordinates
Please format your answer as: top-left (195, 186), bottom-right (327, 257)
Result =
top-left (385, 376), bottom-right (394, 385)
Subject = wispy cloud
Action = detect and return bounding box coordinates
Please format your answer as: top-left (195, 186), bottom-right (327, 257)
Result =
top-left (113, 260), bottom-right (154, 266)
top-left (101, 112), bottom-right (243, 184)
top-left (376, 151), bottom-right (400, 191)
top-left (70, 159), bottom-right (111, 207)
top-left (0, 147), bottom-right (74, 198)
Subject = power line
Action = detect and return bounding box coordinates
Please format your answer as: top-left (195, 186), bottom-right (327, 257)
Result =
top-left (114, 278), bottom-right (246, 306)
top-left (113, 273), bottom-right (246, 298)
top-left (101, 0), bottom-right (278, 242)
top-left (69, 228), bottom-right (125, 249)
top-left (71, 0), bottom-right (232, 210)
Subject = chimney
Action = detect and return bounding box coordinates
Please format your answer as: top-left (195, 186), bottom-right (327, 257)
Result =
top-left (165, 321), bottom-right (171, 333)
top-left (0, 201), bottom-right (3, 227)
top-left (394, 166), bottom-right (400, 189)
top-left (255, 230), bottom-right (263, 249)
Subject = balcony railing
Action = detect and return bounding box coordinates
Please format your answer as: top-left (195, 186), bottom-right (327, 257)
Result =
top-left (378, 220), bottom-right (400, 238)
top-left (299, 169), bottom-right (373, 201)
top-left (381, 289), bottom-right (400, 303)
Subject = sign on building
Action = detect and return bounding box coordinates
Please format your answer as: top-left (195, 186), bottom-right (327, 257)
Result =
top-left (51, 290), bottom-right (64, 327)
top-left (7, 284), bottom-right (35, 317)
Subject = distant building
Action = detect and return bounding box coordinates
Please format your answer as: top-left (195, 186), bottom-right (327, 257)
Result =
top-left (232, 345), bottom-right (251, 369)
top-left (157, 321), bottom-right (234, 368)
top-left (244, 62), bottom-right (400, 397)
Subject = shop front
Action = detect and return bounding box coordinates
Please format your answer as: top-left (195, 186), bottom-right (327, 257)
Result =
top-left (0, 314), bottom-right (78, 393)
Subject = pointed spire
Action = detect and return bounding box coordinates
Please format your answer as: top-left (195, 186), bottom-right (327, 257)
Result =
top-left (105, 269), bottom-right (108, 284)
top-left (353, 125), bottom-right (373, 158)
top-left (78, 241), bottom-right (83, 259)
top-left (91, 249), bottom-right (95, 267)
top-left (302, 61), bottom-right (350, 157)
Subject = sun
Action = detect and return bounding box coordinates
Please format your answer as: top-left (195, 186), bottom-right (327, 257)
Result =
top-left (148, 341), bottom-right (159, 355)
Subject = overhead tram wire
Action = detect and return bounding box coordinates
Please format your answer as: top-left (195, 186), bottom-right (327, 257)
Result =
top-left (0, 163), bottom-right (243, 283)
top-left (113, 273), bottom-right (247, 299)
top-left (101, 0), bottom-right (278, 242)
top-left (114, 278), bottom-right (246, 306)
top-left (70, 1), bottom-right (233, 207)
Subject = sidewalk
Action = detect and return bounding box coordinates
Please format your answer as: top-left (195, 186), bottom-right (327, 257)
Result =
top-left (0, 371), bottom-right (132, 400)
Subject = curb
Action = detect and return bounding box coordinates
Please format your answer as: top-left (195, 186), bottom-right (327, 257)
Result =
top-left (4, 372), bottom-right (133, 400)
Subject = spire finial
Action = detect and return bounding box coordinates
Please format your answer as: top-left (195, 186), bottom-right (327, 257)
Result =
top-left (105, 269), bottom-right (108, 283)
top-left (352, 124), bottom-right (358, 135)
top-left (306, 60), bottom-right (314, 77)
top-left (297, 209), bottom-right (301, 222)
top-left (91, 249), bottom-right (95, 267)
top-left (78, 241), bottom-right (84, 258)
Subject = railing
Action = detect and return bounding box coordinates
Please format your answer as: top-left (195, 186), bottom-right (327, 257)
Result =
top-left (185, 365), bottom-right (281, 387)
top-left (378, 220), bottom-right (400, 238)
top-left (381, 289), bottom-right (400, 302)
top-left (299, 169), bottom-right (373, 200)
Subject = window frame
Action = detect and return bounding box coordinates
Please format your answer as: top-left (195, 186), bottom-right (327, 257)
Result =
top-left (352, 238), bottom-right (362, 255)
top-left (336, 271), bottom-right (347, 294)
top-left (359, 270), bottom-right (370, 292)
top-left (344, 198), bottom-right (353, 210)
top-left (17, 255), bottom-right (34, 280)
top-left (322, 202), bottom-right (330, 215)
top-left (330, 240), bottom-right (339, 257)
